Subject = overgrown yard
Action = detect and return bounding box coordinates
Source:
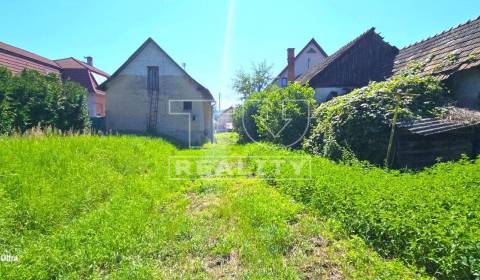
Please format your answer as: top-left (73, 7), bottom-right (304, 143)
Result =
top-left (0, 134), bottom-right (478, 279)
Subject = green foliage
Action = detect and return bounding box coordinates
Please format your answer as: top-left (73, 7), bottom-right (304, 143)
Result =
top-left (233, 83), bottom-right (316, 147)
top-left (0, 67), bottom-right (90, 134)
top-left (232, 60), bottom-right (273, 100)
top-left (0, 135), bottom-right (424, 279)
top-left (232, 90), bottom-right (266, 143)
top-left (254, 83), bottom-right (316, 147)
top-left (233, 142), bottom-right (480, 279)
top-left (304, 73), bottom-right (452, 163)
top-left (0, 68), bottom-right (14, 134)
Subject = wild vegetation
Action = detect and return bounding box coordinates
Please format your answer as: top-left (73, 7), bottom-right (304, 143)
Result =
top-left (0, 134), bottom-right (428, 279)
top-left (233, 83), bottom-right (315, 147)
top-left (227, 141), bottom-right (480, 279)
top-left (0, 67), bottom-right (90, 135)
top-left (304, 72), bottom-right (452, 164)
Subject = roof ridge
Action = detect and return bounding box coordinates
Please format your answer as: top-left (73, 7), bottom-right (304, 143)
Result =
top-left (401, 16), bottom-right (480, 50)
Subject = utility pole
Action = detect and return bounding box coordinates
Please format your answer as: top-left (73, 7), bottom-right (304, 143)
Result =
top-left (218, 92), bottom-right (221, 112)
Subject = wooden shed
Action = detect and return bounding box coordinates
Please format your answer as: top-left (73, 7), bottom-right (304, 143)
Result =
top-left (394, 117), bottom-right (480, 169)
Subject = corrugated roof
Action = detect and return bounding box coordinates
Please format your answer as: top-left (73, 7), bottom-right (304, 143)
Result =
top-left (393, 16), bottom-right (480, 78)
top-left (398, 118), bottom-right (480, 136)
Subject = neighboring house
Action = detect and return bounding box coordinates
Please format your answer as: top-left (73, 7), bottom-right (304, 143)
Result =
top-left (55, 57), bottom-right (109, 117)
top-left (101, 38), bottom-right (214, 146)
top-left (297, 28), bottom-right (399, 103)
top-left (273, 38), bottom-right (328, 87)
top-left (216, 106), bottom-right (235, 132)
top-left (0, 41), bottom-right (60, 75)
top-left (0, 41), bottom-right (109, 117)
top-left (393, 16), bottom-right (480, 109)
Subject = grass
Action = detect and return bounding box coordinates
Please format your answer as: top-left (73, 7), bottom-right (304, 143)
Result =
top-left (0, 134), bottom-right (427, 279)
top-left (212, 134), bottom-right (480, 279)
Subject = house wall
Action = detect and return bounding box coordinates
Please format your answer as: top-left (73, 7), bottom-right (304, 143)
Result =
top-left (314, 87), bottom-right (349, 103)
top-left (277, 42), bottom-right (327, 87)
top-left (105, 41), bottom-right (213, 146)
top-left (448, 68), bottom-right (480, 109)
top-left (394, 127), bottom-right (480, 169)
top-left (87, 92), bottom-right (97, 117)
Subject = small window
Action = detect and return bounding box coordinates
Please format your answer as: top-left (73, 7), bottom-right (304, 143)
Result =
top-left (183, 101), bottom-right (192, 111)
top-left (280, 78), bottom-right (288, 88)
top-left (326, 91), bottom-right (338, 101)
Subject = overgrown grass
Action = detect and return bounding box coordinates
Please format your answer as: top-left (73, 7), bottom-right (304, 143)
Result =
top-left (220, 138), bottom-right (480, 279)
top-left (0, 134), bottom-right (426, 279)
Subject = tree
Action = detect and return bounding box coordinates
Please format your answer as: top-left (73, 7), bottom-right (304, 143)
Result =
top-left (232, 60), bottom-right (273, 100)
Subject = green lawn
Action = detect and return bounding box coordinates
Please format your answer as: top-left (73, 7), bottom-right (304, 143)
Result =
top-left (0, 134), bottom-right (427, 279)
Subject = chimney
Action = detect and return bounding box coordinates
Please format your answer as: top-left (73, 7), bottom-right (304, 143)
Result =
top-left (287, 48), bottom-right (295, 82)
top-left (85, 56), bottom-right (93, 66)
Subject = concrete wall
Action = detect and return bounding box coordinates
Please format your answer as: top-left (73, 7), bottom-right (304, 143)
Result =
top-left (449, 68), bottom-right (480, 109)
top-left (106, 41), bottom-right (213, 146)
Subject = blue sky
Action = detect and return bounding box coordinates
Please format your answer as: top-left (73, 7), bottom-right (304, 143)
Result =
top-left (1, 0), bottom-right (480, 109)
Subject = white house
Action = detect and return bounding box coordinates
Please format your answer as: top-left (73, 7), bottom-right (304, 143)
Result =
top-left (272, 38), bottom-right (328, 87)
top-left (101, 38), bottom-right (214, 146)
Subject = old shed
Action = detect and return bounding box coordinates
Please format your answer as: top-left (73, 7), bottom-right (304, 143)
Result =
top-left (394, 111), bottom-right (480, 168)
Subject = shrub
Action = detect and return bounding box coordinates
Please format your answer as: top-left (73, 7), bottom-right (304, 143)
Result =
top-left (0, 68), bottom-right (14, 134)
top-left (0, 67), bottom-right (90, 134)
top-left (254, 83), bottom-right (315, 147)
top-left (233, 90), bottom-right (266, 143)
top-left (233, 83), bottom-right (315, 147)
top-left (304, 73), bottom-right (452, 163)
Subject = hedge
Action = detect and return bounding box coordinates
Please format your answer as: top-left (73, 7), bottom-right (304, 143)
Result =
top-left (0, 67), bottom-right (90, 134)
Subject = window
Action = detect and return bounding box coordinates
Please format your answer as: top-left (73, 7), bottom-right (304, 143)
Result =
top-left (280, 78), bottom-right (288, 88)
top-left (326, 91), bottom-right (338, 101)
top-left (147, 66), bottom-right (159, 91)
top-left (183, 101), bottom-right (192, 111)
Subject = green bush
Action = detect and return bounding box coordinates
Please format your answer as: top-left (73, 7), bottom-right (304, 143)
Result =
top-left (304, 74), bottom-right (452, 163)
top-left (0, 67), bottom-right (90, 134)
top-left (233, 83), bottom-right (315, 147)
top-left (0, 68), bottom-right (14, 134)
top-left (233, 90), bottom-right (266, 143)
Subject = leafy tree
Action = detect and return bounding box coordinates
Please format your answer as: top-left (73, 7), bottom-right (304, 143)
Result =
top-left (232, 61), bottom-right (273, 100)
top-left (254, 83), bottom-right (315, 147)
top-left (233, 83), bottom-right (316, 147)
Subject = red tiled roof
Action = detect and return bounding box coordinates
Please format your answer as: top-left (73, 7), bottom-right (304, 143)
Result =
top-left (0, 41), bottom-right (60, 75)
top-left (54, 57), bottom-right (110, 77)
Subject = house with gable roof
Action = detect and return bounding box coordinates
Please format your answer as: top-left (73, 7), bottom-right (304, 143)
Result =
top-left (100, 38), bottom-right (214, 146)
top-left (297, 28), bottom-right (398, 103)
top-left (273, 38), bottom-right (328, 88)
